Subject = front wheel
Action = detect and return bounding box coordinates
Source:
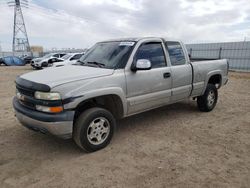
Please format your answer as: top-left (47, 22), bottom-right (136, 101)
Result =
top-left (73, 107), bottom-right (116, 152)
top-left (40, 61), bottom-right (49, 67)
top-left (197, 84), bottom-right (218, 112)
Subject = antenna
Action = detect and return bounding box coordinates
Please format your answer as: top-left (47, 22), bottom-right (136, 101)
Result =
top-left (8, 0), bottom-right (30, 52)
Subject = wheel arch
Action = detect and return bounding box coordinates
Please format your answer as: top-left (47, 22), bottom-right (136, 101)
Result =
top-left (73, 93), bottom-right (126, 123)
top-left (202, 70), bottom-right (222, 94)
top-left (208, 74), bottom-right (222, 87)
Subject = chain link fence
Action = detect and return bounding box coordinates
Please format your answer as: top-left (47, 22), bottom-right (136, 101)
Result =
top-left (186, 41), bottom-right (250, 72)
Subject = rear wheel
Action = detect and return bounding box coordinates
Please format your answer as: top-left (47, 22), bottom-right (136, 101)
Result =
top-left (197, 84), bottom-right (218, 112)
top-left (73, 107), bottom-right (115, 152)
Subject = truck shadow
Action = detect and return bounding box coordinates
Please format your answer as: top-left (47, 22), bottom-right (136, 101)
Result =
top-left (8, 100), bottom-right (197, 157)
top-left (116, 100), bottom-right (198, 136)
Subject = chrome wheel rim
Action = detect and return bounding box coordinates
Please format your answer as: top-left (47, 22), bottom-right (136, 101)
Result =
top-left (87, 117), bottom-right (110, 145)
top-left (207, 91), bottom-right (215, 107)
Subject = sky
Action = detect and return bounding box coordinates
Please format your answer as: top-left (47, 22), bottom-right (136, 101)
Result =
top-left (0, 0), bottom-right (250, 51)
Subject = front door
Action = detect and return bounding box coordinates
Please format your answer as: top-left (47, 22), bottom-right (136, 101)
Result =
top-left (125, 41), bottom-right (172, 115)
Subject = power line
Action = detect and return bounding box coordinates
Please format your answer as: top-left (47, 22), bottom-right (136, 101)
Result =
top-left (2, 0), bottom-right (127, 49)
top-left (27, 2), bottom-right (127, 33)
top-left (27, 2), bottom-right (99, 24)
top-left (3, 0), bottom-right (127, 34)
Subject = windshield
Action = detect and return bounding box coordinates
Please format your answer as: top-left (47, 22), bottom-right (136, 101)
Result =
top-left (79, 41), bottom-right (135, 69)
top-left (61, 54), bottom-right (71, 60)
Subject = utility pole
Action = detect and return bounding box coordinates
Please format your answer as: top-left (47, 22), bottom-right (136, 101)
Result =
top-left (8, 0), bottom-right (30, 52)
top-left (0, 41), bottom-right (2, 57)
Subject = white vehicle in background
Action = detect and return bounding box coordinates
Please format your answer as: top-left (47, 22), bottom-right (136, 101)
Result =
top-left (52, 53), bottom-right (85, 67)
top-left (31, 53), bottom-right (66, 69)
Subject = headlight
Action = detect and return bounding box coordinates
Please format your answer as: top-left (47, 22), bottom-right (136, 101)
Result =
top-left (35, 91), bottom-right (61, 100)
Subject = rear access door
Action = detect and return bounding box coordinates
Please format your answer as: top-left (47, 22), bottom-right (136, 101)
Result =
top-left (165, 41), bottom-right (192, 101)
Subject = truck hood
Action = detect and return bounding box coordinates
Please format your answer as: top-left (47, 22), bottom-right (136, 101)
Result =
top-left (20, 65), bottom-right (114, 88)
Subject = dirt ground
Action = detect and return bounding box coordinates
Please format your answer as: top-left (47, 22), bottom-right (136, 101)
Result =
top-left (0, 66), bottom-right (249, 188)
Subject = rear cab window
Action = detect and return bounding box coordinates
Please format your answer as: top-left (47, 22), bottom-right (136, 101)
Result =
top-left (165, 41), bottom-right (186, 66)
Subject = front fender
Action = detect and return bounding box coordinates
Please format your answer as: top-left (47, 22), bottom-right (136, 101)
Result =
top-left (63, 87), bottom-right (127, 116)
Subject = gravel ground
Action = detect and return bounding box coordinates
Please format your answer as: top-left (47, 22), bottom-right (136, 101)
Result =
top-left (0, 66), bottom-right (249, 188)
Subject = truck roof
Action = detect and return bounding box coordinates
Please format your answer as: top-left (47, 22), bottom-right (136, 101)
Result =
top-left (101, 37), bottom-right (140, 42)
top-left (101, 37), bottom-right (181, 43)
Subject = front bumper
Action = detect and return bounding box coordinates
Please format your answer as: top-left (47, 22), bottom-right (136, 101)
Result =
top-left (31, 62), bottom-right (42, 69)
top-left (13, 97), bottom-right (74, 139)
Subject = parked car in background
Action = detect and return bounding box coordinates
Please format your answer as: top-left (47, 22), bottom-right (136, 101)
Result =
top-left (13, 37), bottom-right (228, 152)
top-left (0, 56), bottom-right (25, 66)
top-left (0, 57), bottom-right (4, 65)
top-left (31, 53), bottom-right (66, 69)
top-left (20, 55), bottom-right (33, 64)
top-left (52, 53), bottom-right (85, 67)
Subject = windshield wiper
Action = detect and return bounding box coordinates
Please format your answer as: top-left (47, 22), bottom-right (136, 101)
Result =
top-left (73, 59), bottom-right (85, 66)
top-left (76, 60), bottom-right (106, 68)
top-left (85, 61), bottom-right (106, 68)
top-left (77, 60), bottom-right (85, 64)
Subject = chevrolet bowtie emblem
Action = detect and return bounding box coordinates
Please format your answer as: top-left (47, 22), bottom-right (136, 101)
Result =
top-left (17, 92), bottom-right (25, 101)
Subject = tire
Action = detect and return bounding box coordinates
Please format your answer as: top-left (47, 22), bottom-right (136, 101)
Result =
top-left (41, 62), bottom-right (48, 67)
top-left (73, 107), bottom-right (116, 152)
top-left (34, 66), bottom-right (42, 70)
top-left (197, 84), bottom-right (218, 112)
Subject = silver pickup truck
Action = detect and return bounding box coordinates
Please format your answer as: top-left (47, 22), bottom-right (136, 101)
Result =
top-left (13, 37), bottom-right (228, 152)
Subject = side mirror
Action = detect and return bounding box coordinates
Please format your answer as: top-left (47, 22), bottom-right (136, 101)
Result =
top-left (131, 59), bottom-right (151, 71)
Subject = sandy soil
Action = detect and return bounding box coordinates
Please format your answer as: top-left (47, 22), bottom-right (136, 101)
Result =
top-left (0, 66), bottom-right (250, 188)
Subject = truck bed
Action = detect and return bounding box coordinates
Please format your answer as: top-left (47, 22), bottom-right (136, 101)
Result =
top-left (190, 59), bottom-right (228, 97)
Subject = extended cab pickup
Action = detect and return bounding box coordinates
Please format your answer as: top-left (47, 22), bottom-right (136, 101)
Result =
top-left (13, 37), bottom-right (228, 152)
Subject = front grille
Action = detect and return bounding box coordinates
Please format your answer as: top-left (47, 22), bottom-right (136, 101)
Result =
top-left (16, 84), bottom-right (36, 110)
top-left (16, 84), bottom-right (34, 97)
top-left (19, 100), bottom-right (35, 109)
top-left (15, 82), bottom-right (61, 112)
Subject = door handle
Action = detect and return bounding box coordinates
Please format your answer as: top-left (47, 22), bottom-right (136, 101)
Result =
top-left (163, 72), bottom-right (171, 78)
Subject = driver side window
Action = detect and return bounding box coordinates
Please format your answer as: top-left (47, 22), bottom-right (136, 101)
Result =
top-left (134, 42), bottom-right (166, 69)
